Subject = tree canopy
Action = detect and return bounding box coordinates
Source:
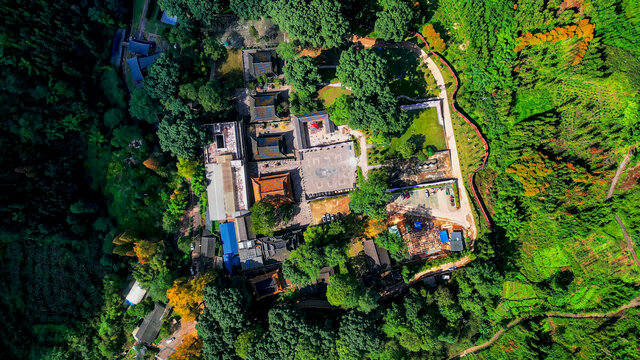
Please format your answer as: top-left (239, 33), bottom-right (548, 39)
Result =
top-left (157, 114), bottom-right (206, 159)
top-left (336, 48), bottom-right (389, 97)
top-left (374, 0), bottom-right (415, 42)
top-left (283, 56), bottom-right (321, 94)
top-left (267, 0), bottom-right (349, 48)
top-left (326, 273), bottom-right (379, 312)
top-left (349, 170), bottom-right (391, 220)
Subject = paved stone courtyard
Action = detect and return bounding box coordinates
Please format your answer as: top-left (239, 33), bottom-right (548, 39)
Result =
top-left (299, 142), bottom-right (358, 199)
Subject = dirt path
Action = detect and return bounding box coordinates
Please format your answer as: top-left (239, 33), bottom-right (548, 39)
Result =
top-left (450, 296), bottom-right (640, 359)
top-left (615, 214), bottom-right (640, 268)
top-left (604, 147), bottom-right (639, 268)
top-left (409, 256), bottom-right (472, 283)
top-left (135, 0), bottom-right (150, 38)
top-left (607, 148), bottom-right (634, 199)
top-left (349, 129), bottom-right (369, 179)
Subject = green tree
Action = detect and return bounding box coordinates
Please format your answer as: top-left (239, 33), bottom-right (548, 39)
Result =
top-left (235, 326), bottom-right (264, 359)
top-left (230, 0), bottom-right (266, 20)
top-left (198, 81), bottom-right (230, 112)
top-left (327, 94), bottom-right (351, 125)
top-left (349, 170), bottom-right (391, 220)
top-left (157, 114), bottom-right (206, 159)
top-left (267, 0), bottom-right (349, 48)
top-left (349, 88), bottom-right (408, 135)
top-left (158, 0), bottom-right (226, 25)
top-left (145, 52), bottom-right (181, 101)
top-left (397, 139), bottom-right (416, 159)
top-left (434, 287), bottom-right (463, 323)
top-left (284, 56), bottom-right (320, 94)
top-left (129, 87), bottom-right (160, 122)
top-left (276, 41), bottom-right (300, 61)
top-left (374, 231), bottom-right (406, 261)
top-left (374, 0), bottom-right (415, 42)
top-left (326, 273), bottom-right (379, 312)
top-left (203, 36), bottom-right (227, 60)
top-left (336, 311), bottom-right (383, 360)
top-left (249, 200), bottom-right (278, 236)
top-left (336, 48), bottom-right (388, 97)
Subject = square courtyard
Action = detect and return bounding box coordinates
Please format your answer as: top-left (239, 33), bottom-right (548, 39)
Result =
top-left (300, 142), bottom-right (357, 199)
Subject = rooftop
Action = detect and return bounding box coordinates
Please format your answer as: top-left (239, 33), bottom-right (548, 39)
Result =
top-left (133, 303), bottom-right (165, 345)
top-left (250, 94), bottom-right (279, 122)
top-left (450, 231), bottom-right (465, 252)
top-left (204, 122), bottom-right (241, 164)
top-left (248, 51), bottom-right (276, 78)
top-left (252, 172), bottom-right (294, 203)
top-left (251, 135), bottom-right (287, 161)
top-left (129, 39), bottom-right (154, 56)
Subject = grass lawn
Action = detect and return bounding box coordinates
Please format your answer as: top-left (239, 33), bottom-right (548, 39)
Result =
top-left (318, 86), bottom-right (352, 106)
top-left (389, 107), bottom-right (445, 154)
top-left (132, 0), bottom-right (170, 36)
top-left (216, 49), bottom-right (244, 87)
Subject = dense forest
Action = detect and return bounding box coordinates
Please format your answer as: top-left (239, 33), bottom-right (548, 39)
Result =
top-left (1, 0), bottom-right (639, 359)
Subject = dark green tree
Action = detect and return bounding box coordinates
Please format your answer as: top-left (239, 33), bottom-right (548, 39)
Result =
top-left (326, 273), bottom-right (379, 312)
top-left (349, 170), bottom-right (391, 220)
top-left (276, 41), bottom-right (300, 61)
top-left (374, 231), bottom-right (406, 261)
top-left (144, 52), bottom-right (182, 101)
top-left (374, 0), bottom-right (415, 42)
top-left (336, 48), bottom-right (388, 97)
top-left (198, 81), bottom-right (231, 112)
top-left (327, 94), bottom-right (351, 125)
top-left (230, 0), bottom-right (266, 20)
top-left (284, 56), bottom-right (321, 94)
top-left (337, 311), bottom-right (383, 360)
top-left (268, 0), bottom-right (349, 48)
top-left (249, 201), bottom-right (278, 236)
top-left (129, 87), bottom-right (160, 123)
top-left (157, 114), bottom-right (206, 159)
top-left (349, 88), bottom-right (409, 135)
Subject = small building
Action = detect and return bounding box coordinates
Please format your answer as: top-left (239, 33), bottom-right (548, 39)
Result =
top-left (248, 51), bottom-right (277, 79)
top-left (439, 230), bottom-right (449, 243)
top-left (362, 239), bottom-right (392, 271)
top-left (292, 111), bottom-right (336, 149)
top-left (204, 122), bottom-right (249, 221)
top-left (127, 57), bottom-right (144, 83)
top-left (192, 230), bottom-right (219, 276)
top-left (125, 280), bottom-right (147, 306)
top-left (317, 266), bottom-right (334, 285)
top-left (450, 231), bottom-right (465, 252)
top-left (160, 11), bottom-right (178, 25)
top-left (251, 172), bottom-right (294, 204)
top-left (111, 29), bottom-right (126, 66)
top-left (128, 39), bottom-right (155, 56)
top-left (250, 269), bottom-right (286, 299)
top-left (251, 135), bottom-right (287, 161)
top-left (250, 93), bottom-right (279, 122)
top-left (132, 303), bottom-right (165, 345)
top-left (220, 222), bottom-right (240, 274)
top-left (138, 53), bottom-right (162, 69)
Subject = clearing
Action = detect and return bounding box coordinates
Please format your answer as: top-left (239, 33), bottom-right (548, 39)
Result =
top-left (318, 86), bottom-right (351, 107)
top-left (216, 49), bottom-right (244, 88)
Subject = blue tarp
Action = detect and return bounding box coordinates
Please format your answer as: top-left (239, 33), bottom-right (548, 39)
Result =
top-left (439, 230), bottom-right (449, 243)
top-left (221, 222), bottom-right (239, 274)
top-left (129, 39), bottom-right (153, 56)
top-left (160, 11), bottom-right (178, 25)
top-left (127, 57), bottom-right (143, 82)
top-left (138, 53), bottom-right (162, 69)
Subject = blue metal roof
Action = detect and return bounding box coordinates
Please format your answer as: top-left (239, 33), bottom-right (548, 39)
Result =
top-left (160, 11), bottom-right (178, 25)
top-left (129, 40), bottom-right (153, 56)
top-left (220, 222), bottom-right (239, 274)
top-left (439, 230), bottom-right (449, 243)
top-left (127, 57), bottom-right (143, 82)
top-left (138, 53), bottom-right (162, 69)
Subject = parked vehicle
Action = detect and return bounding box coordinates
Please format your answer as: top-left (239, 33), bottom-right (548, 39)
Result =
top-left (167, 337), bottom-right (176, 344)
top-left (425, 189), bottom-right (430, 197)
top-left (448, 266), bottom-right (458, 271)
top-left (442, 274), bottom-right (451, 280)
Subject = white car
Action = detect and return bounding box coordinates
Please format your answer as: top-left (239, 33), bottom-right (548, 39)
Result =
top-left (166, 337), bottom-right (176, 344)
